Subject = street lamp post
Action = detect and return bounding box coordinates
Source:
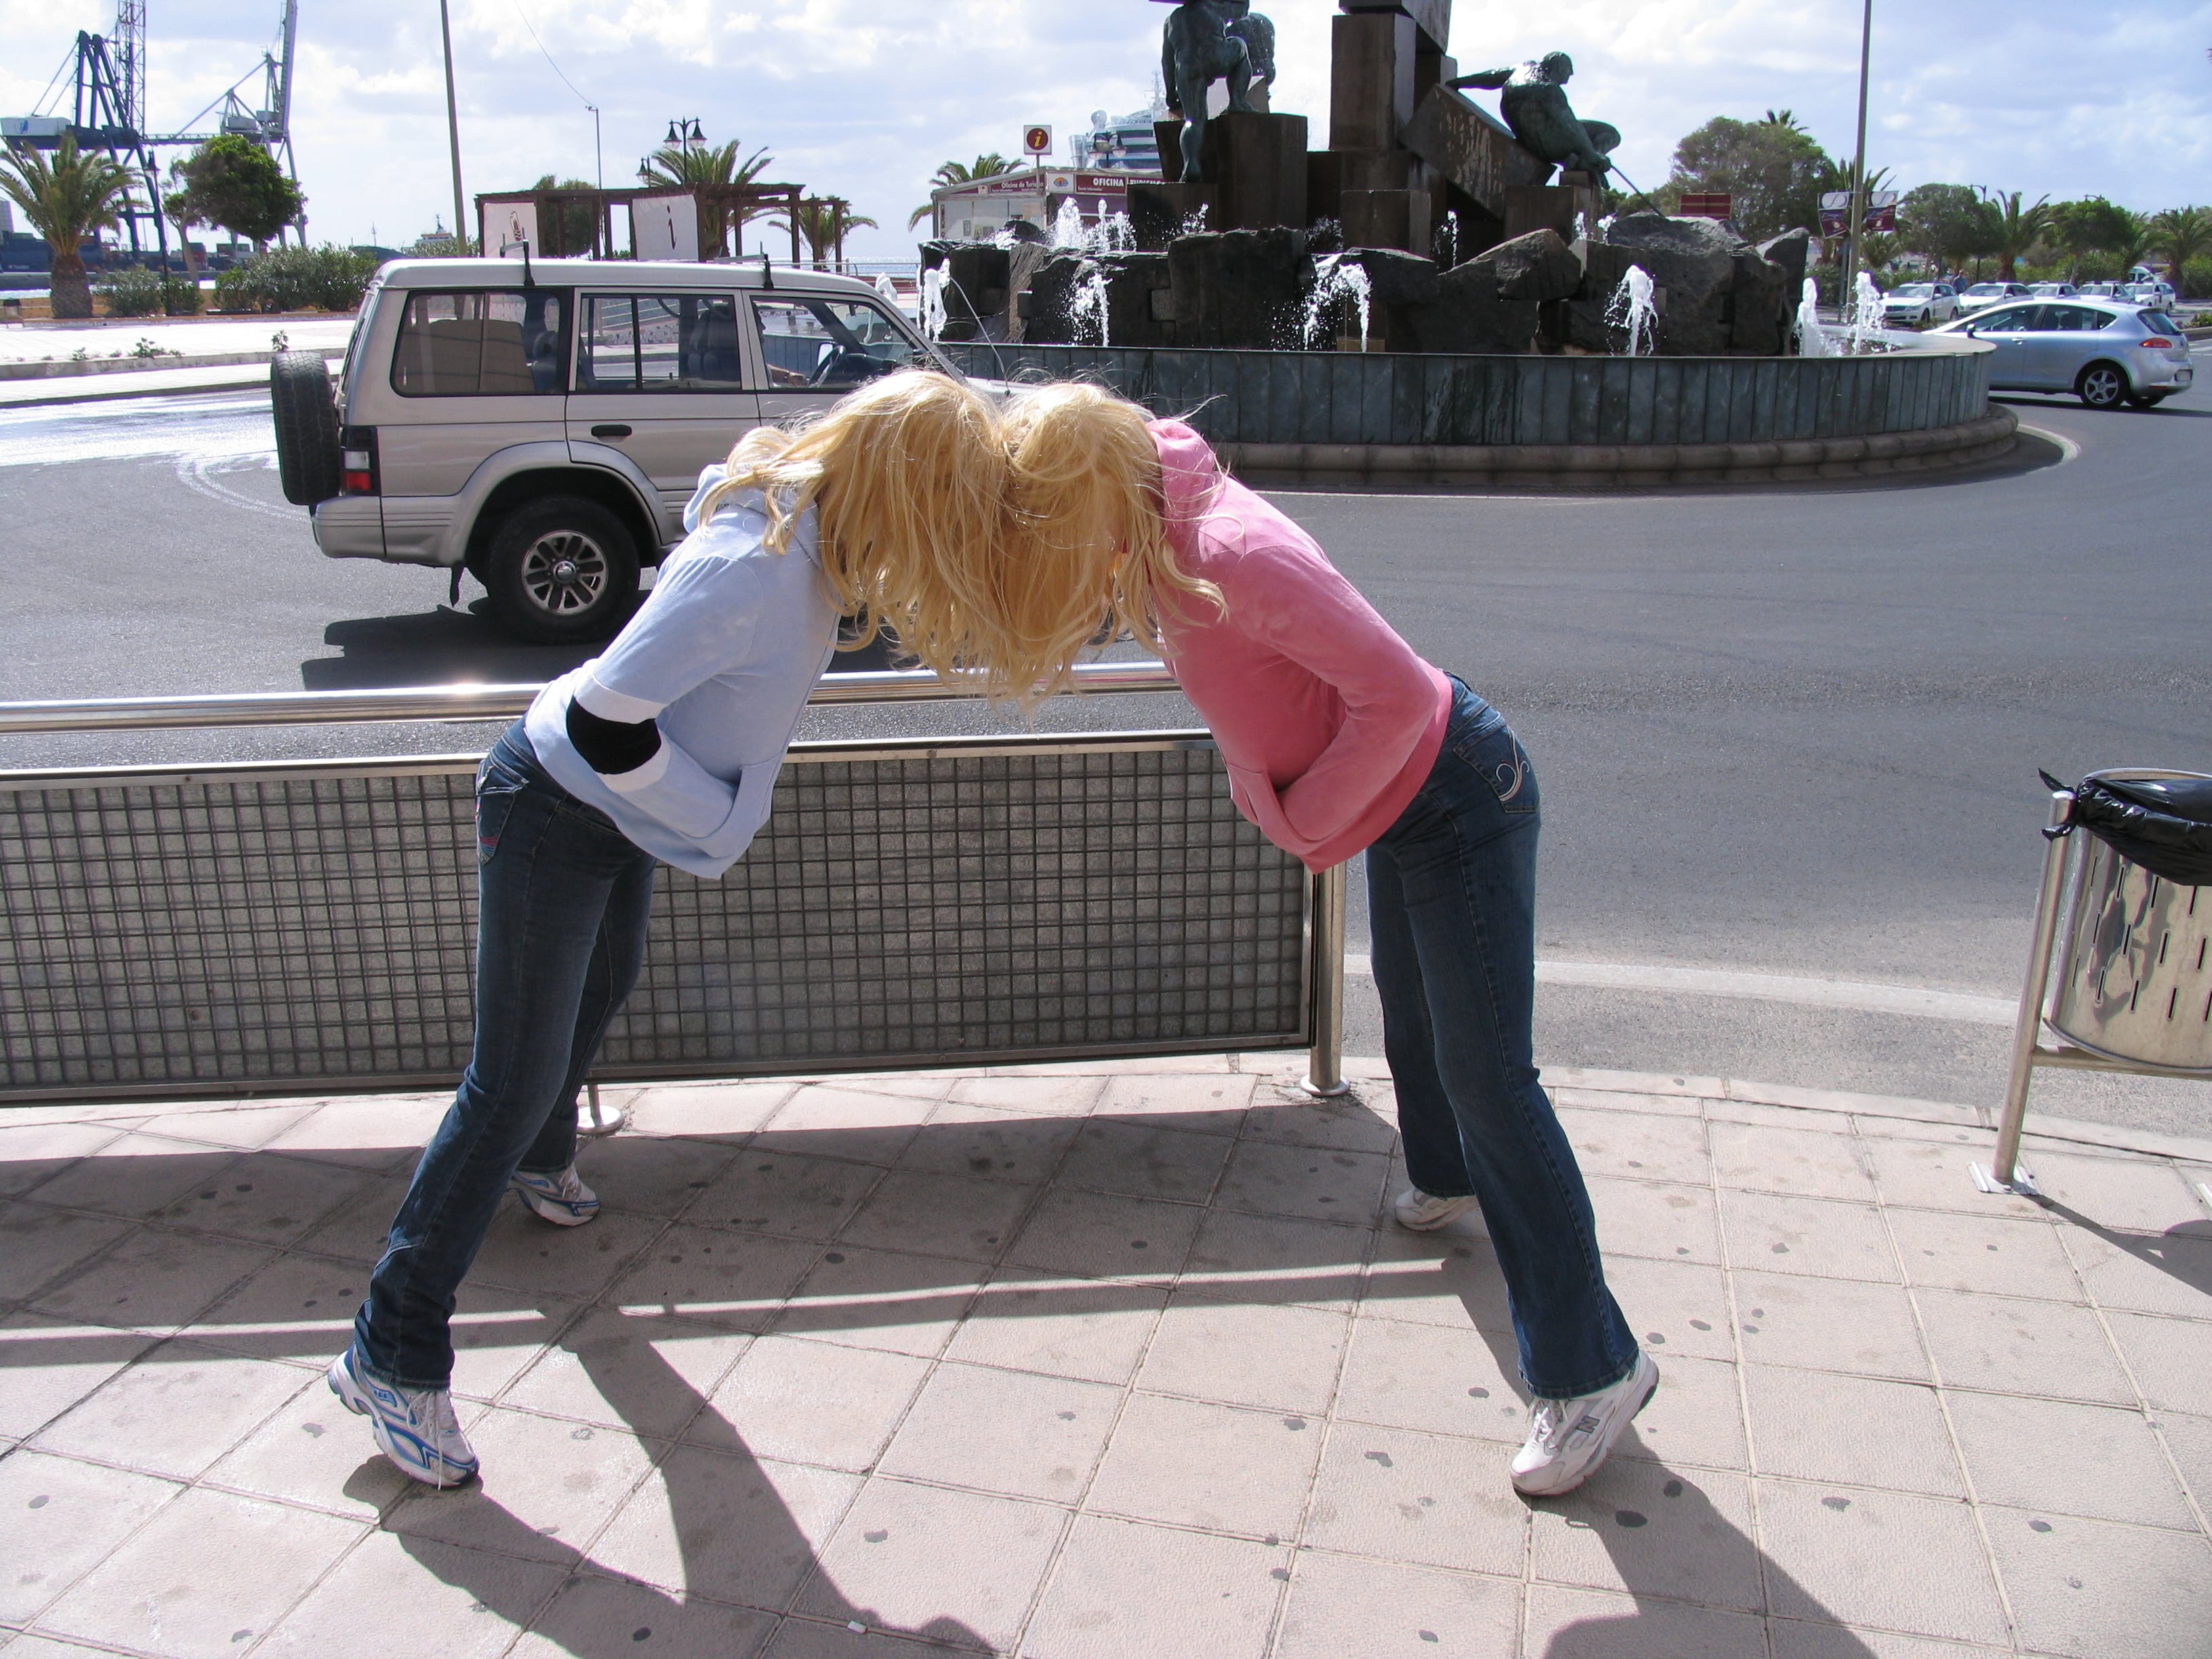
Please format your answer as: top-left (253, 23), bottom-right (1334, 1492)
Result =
top-left (1841, 0), bottom-right (1873, 304)
top-left (438, 0), bottom-right (468, 253)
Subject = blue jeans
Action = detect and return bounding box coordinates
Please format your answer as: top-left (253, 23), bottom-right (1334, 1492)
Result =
top-left (1366, 679), bottom-right (1638, 1399)
top-left (354, 722), bottom-right (658, 1389)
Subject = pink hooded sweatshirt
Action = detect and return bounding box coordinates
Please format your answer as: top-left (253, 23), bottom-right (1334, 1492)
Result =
top-left (1149, 420), bottom-right (1452, 873)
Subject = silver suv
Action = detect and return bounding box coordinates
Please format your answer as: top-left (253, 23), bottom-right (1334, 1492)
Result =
top-left (270, 258), bottom-right (953, 642)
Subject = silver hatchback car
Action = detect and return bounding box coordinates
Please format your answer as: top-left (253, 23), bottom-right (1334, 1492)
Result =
top-left (1935, 298), bottom-right (2194, 410)
top-left (269, 258), bottom-right (956, 642)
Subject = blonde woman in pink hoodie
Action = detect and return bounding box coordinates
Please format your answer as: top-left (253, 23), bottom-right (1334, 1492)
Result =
top-left (994, 384), bottom-right (1652, 1498)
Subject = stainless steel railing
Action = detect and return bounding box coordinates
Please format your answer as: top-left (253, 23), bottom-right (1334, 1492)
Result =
top-left (0, 663), bottom-right (1349, 1097)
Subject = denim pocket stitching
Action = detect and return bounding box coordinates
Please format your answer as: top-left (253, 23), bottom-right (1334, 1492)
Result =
top-left (476, 783), bottom-right (523, 864)
top-left (1450, 726), bottom-right (1536, 815)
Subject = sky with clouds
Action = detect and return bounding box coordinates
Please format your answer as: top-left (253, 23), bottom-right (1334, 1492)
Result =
top-left (4, 0), bottom-right (2208, 258)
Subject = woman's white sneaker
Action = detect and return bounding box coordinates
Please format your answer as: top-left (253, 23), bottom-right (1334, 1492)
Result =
top-left (325, 1347), bottom-right (479, 1488)
top-left (510, 1164), bottom-right (599, 1225)
top-left (1392, 1186), bottom-right (1482, 1231)
top-left (1511, 1351), bottom-right (1660, 1496)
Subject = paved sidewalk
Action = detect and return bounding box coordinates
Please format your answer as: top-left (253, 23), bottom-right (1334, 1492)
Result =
top-left (1, 1057), bottom-right (2206, 1658)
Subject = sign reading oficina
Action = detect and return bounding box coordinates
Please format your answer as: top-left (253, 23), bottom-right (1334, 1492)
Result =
top-left (1023, 125), bottom-right (1053, 157)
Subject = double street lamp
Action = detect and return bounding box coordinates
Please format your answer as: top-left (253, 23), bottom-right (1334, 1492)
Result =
top-left (1840, 0), bottom-right (1875, 302)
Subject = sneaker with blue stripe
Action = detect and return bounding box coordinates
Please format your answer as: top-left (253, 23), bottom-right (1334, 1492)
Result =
top-left (326, 1347), bottom-right (479, 1488)
top-left (510, 1164), bottom-right (599, 1226)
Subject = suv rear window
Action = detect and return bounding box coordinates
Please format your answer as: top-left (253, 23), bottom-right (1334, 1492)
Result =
top-left (391, 289), bottom-right (567, 396)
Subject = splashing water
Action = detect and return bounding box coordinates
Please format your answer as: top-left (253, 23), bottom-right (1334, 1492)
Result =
top-left (874, 273), bottom-right (902, 310)
top-left (1304, 253), bottom-right (1373, 351)
top-left (1094, 213), bottom-right (1136, 253)
top-left (1795, 277), bottom-right (1832, 357)
top-left (1179, 205), bottom-right (1211, 237)
top-left (1847, 271), bottom-right (1886, 354)
top-left (1052, 199), bottom-right (1088, 249)
top-left (1597, 214), bottom-right (1617, 239)
top-left (1604, 264), bottom-right (1657, 356)
top-left (1574, 211), bottom-right (1594, 246)
top-left (1066, 261), bottom-right (1111, 346)
top-left (920, 268), bottom-right (950, 342)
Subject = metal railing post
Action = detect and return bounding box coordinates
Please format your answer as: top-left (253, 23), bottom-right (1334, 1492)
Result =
top-left (1304, 861), bottom-right (1350, 1097)
top-left (1978, 790), bottom-right (2075, 1194)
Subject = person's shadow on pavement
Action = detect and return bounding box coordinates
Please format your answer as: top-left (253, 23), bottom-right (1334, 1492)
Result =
top-left (353, 1304), bottom-right (987, 1656)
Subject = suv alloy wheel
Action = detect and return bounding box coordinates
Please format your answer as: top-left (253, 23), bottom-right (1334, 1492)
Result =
top-left (483, 496), bottom-right (640, 644)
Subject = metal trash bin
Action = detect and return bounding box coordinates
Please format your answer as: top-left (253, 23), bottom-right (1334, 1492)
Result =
top-left (2047, 834), bottom-right (2212, 1073)
top-left (1976, 767), bottom-right (2212, 1195)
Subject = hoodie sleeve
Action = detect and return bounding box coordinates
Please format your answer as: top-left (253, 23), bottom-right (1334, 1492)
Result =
top-left (1208, 535), bottom-right (1448, 854)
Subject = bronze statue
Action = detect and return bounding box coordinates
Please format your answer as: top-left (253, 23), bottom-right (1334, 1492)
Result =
top-left (1161, 1), bottom-right (1272, 182)
top-left (1229, 3), bottom-right (1276, 110)
top-left (1451, 53), bottom-right (1620, 178)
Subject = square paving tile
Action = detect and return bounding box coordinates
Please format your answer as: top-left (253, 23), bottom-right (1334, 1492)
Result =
top-left (1085, 1391), bottom-right (1321, 1538)
top-left (37, 1485), bottom-right (363, 1657)
top-left (0, 1203), bottom-right (133, 1304)
top-left (138, 1103), bottom-right (319, 1151)
top-left (1742, 1366), bottom-right (1963, 1496)
top-left (1982, 1504), bottom-right (2212, 1659)
top-left (1212, 1139), bottom-right (1392, 1225)
top-left (2156, 1409), bottom-right (2212, 1513)
top-left (1708, 1122), bottom-right (1877, 1202)
top-left (945, 1073), bottom-right (1105, 1116)
top-left (1242, 1085), bottom-right (1399, 1155)
top-left (263, 1095), bottom-right (452, 1168)
top-left (683, 1149), bottom-right (881, 1241)
top-left (0, 1122), bottom-right (123, 1197)
top-left (1182, 1208), bottom-right (1369, 1312)
top-left (251, 1530), bottom-right (565, 1659)
top-left (836, 1169), bottom-right (1037, 1265)
top-left (1883, 1206), bottom-right (2081, 1300)
top-left (1364, 1229), bottom-right (1513, 1332)
top-left (1021, 1514), bottom-right (1286, 1659)
top-left (289, 1172), bottom-right (409, 1262)
top-left (1092, 1071), bottom-right (1254, 1133)
top-left (1303, 1424), bottom-right (1530, 1572)
top-left (691, 1334), bottom-right (930, 1471)
top-left (1866, 1134), bottom-right (2044, 1219)
top-left (466, 1202), bottom-right (665, 1302)
top-left (0, 1310), bottom-right (156, 1440)
top-left (149, 1153), bottom-right (371, 1248)
top-left (571, 1132), bottom-right (745, 1217)
top-left (20, 1133), bottom-right (239, 1221)
top-left (1004, 1187), bottom-right (1202, 1283)
top-left (510, 1572), bottom-right (779, 1657)
top-left (1945, 1391), bottom-right (2196, 1529)
top-left (2061, 1224), bottom-right (2212, 1321)
top-left (1529, 1458), bottom-right (1763, 1614)
top-left (590, 1443), bottom-right (861, 1612)
top-left (2028, 1151), bottom-right (2209, 1237)
top-left (1586, 1175), bottom-right (1722, 1266)
top-left (202, 1378), bottom-right (415, 1520)
top-left (30, 1227), bottom-right (274, 1334)
top-left (1557, 1105), bottom-right (1715, 1185)
top-left (2100, 1309), bottom-right (2212, 1416)
top-left (1599, 1256), bottom-right (1736, 1363)
top-left (1766, 1622), bottom-right (2011, 1659)
top-left (499, 1307), bottom-right (746, 1439)
top-left (754, 1086), bottom-right (929, 1166)
top-left (605, 1222), bottom-right (821, 1332)
top-left (1334, 1312), bottom-right (1525, 1442)
top-left (1522, 1583), bottom-right (1767, 1658)
top-left (898, 1103), bottom-right (1083, 1185)
top-left (795, 1479), bottom-right (1063, 1652)
top-left (31, 1338), bottom-right (311, 1480)
top-left (941, 1279), bottom-right (1165, 1385)
top-left (1755, 1478), bottom-right (2010, 1646)
top-left (1717, 1191), bottom-right (1898, 1283)
top-left (1914, 1286), bottom-right (2135, 1404)
top-left (1055, 1118), bottom-right (1232, 1205)
top-left (773, 1245), bottom-right (987, 1358)
top-left (384, 1406), bottom-right (664, 1563)
top-left (185, 1248), bottom-right (369, 1362)
top-left (1273, 1552), bottom-right (1517, 1659)
top-left (877, 1360), bottom-right (1120, 1503)
top-left (0, 1449), bottom-right (180, 1624)
top-left (1136, 1290), bottom-right (1349, 1416)
top-left (1611, 1353), bottom-right (1746, 1474)
top-left (1729, 1271), bottom-right (1930, 1381)
top-left (621, 1080), bottom-right (796, 1139)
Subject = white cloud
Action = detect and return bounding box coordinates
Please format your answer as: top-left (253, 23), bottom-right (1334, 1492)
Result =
top-left (1, 0), bottom-right (2206, 257)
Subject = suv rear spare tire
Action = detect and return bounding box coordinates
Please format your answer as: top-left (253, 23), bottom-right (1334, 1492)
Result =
top-left (270, 349), bottom-right (343, 505)
top-left (483, 496), bottom-right (640, 644)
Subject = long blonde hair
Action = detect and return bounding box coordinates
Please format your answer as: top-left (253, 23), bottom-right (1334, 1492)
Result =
top-left (993, 382), bottom-right (1223, 702)
top-left (695, 369), bottom-right (1007, 670)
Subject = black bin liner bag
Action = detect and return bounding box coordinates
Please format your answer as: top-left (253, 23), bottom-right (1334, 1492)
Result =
top-left (2041, 771), bottom-right (2212, 889)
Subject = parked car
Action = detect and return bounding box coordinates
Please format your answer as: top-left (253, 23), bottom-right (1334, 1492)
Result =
top-left (2121, 279), bottom-right (2177, 308)
top-left (1935, 298), bottom-right (2194, 409)
top-left (1881, 282), bottom-right (1959, 326)
top-left (1957, 281), bottom-right (2033, 315)
top-left (2076, 282), bottom-right (2122, 299)
top-left (269, 258), bottom-right (966, 642)
top-left (2027, 283), bottom-right (2078, 299)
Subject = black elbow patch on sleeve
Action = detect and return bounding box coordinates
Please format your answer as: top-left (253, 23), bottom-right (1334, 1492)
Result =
top-left (567, 699), bottom-right (662, 775)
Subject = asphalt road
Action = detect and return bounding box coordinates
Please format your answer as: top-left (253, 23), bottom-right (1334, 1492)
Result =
top-left (3, 368), bottom-right (2208, 1136)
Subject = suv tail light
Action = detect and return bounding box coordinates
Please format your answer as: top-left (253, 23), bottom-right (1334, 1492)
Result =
top-left (340, 425), bottom-right (379, 496)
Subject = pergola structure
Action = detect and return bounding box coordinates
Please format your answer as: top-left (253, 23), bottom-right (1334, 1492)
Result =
top-left (474, 182), bottom-right (809, 263)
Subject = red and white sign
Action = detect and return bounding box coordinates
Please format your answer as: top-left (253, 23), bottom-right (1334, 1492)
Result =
top-left (1023, 125), bottom-right (1053, 157)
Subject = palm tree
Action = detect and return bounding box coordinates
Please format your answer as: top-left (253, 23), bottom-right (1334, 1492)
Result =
top-left (1979, 190), bottom-right (2052, 280)
top-left (0, 136), bottom-right (140, 319)
top-left (2110, 209), bottom-right (2155, 278)
top-left (775, 198), bottom-right (880, 269)
top-left (639, 137), bottom-right (774, 256)
top-left (2151, 206), bottom-right (2211, 278)
top-left (908, 154), bottom-right (1022, 230)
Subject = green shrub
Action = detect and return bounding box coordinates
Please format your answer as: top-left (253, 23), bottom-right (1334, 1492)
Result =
top-left (160, 275), bottom-right (205, 315)
top-left (93, 264), bottom-right (165, 317)
top-left (211, 244), bottom-right (382, 314)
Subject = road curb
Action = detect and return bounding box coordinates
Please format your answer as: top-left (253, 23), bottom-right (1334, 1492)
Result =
top-left (0, 356), bottom-right (342, 409)
top-left (1221, 407), bottom-right (2022, 489)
